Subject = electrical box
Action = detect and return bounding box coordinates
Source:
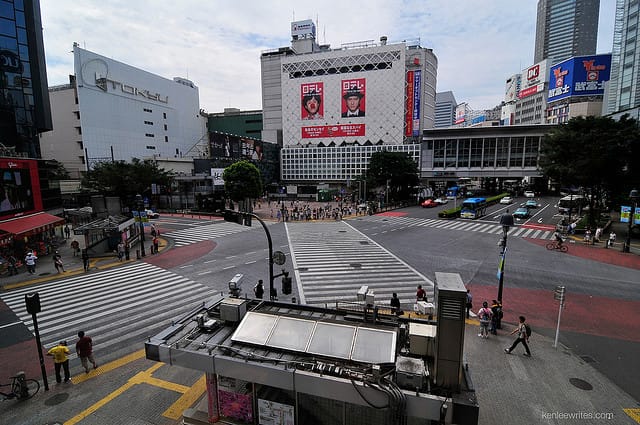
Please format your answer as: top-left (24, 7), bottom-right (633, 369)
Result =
top-left (395, 356), bottom-right (427, 391)
top-left (409, 322), bottom-right (436, 357)
top-left (220, 298), bottom-right (247, 322)
top-left (416, 301), bottom-right (435, 316)
top-left (365, 290), bottom-right (375, 305)
top-left (357, 285), bottom-right (369, 301)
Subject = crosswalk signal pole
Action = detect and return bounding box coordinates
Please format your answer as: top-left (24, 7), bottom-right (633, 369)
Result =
top-left (553, 286), bottom-right (566, 349)
top-left (25, 293), bottom-right (49, 391)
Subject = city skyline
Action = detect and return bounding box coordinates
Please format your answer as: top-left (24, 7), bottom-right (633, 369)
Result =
top-left (41, 0), bottom-right (615, 114)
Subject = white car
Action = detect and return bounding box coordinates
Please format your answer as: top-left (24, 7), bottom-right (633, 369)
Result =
top-left (144, 209), bottom-right (160, 219)
top-left (524, 191), bottom-right (535, 198)
top-left (434, 197), bottom-right (449, 204)
top-left (500, 196), bottom-right (513, 204)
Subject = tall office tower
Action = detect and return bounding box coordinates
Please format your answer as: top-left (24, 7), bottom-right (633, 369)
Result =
top-left (534, 0), bottom-right (600, 65)
top-left (605, 0), bottom-right (639, 114)
top-left (434, 91), bottom-right (457, 128)
top-left (0, 0), bottom-right (52, 158)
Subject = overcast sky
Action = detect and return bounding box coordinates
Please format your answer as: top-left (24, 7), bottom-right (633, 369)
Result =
top-left (41, 0), bottom-right (616, 113)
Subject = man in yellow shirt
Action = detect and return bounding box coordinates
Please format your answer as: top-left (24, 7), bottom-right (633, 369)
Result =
top-left (47, 341), bottom-right (70, 383)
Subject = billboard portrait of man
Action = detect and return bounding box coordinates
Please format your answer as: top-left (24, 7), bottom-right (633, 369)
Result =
top-left (341, 79), bottom-right (366, 118)
top-left (301, 83), bottom-right (323, 120)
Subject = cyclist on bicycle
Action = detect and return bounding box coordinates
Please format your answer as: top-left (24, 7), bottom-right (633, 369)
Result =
top-left (554, 230), bottom-right (564, 248)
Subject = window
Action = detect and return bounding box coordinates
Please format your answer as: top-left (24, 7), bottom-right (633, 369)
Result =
top-left (145, 133), bottom-right (154, 137)
top-left (144, 121), bottom-right (153, 125)
top-left (165, 136), bottom-right (168, 142)
top-left (146, 145), bottom-right (156, 150)
top-left (164, 124), bottom-right (167, 131)
top-left (73, 111), bottom-right (80, 119)
top-left (163, 112), bottom-right (167, 119)
top-left (144, 108), bottom-right (152, 113)
top-left (75, 126), bottom-right (82, 135)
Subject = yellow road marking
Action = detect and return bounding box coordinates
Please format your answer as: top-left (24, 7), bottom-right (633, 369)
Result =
top-left (71, 349), bottom-right (145, 384)
top-left (64, 380), bottom-right (136, 425)
top-left (625, 408), bottom-right (640, 423)
top-left (163, 374), bottom-right (207, 420)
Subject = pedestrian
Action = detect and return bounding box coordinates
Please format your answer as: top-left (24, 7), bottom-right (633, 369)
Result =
top-left (117, 241), bottom-right (125, 261)
top-left (466, 289), bottom-right (473, 318)
top-left (8, 254), bottom-right (18, 276)
top-left (53, 250), bottom-right (65, 273)
top-left (477, 301), bottom-right (493, 338)
top-left (504, 315), bottom-right (531, 357)
top-left (490, 299), bottom-right (503, 333)
top-left (584, 228), bottom-right (592, 244)
top-left (124, 243), bottom-right (130, 260)
top-left (24, 250), bottom-right (38, 274)
top-left (390, 292), bottom-right (402, 315)
top-left (150, 224), bottom-right (157, 238)
top-left (416, 285), bottom-right (427, 301)
top-left (594, 227), bottom-right (603, 243)
top-left (71, 240), bottom-right (80, 256)
top-left (64, 224), bottom-right (70, 239)
top-left (152, 236), bottom-right (159, 254)
top-left (81, 249), bottom-right (90, 272)
top-left (47, 341), bottom-right (71, 383)
top-left (253, 279), bottom-right (264, 299)
top-left (607, 231), bottom-right (616, 248)
top-left (76, 331), bottom-right (98, 373)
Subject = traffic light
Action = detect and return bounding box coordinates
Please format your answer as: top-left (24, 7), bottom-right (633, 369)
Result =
top-left (25, 292), bottom-right (41, 314)
top-left (282, 273), bottom-right (292, 295)
top-left (223, 210), bottom-right (243, 224)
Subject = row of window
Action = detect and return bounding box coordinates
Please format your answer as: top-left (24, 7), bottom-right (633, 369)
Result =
top-left (427, 137), bottom-right (540, 168)
top-left (142, 108), bottom-right (168, 119)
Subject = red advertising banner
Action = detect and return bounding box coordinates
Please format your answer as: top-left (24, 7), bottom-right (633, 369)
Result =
top-left (301, 82), bottom-right (324, 120)
top-left (341, 78), bottom-right (366, 117)
top-left (405, 71), bottom-right (415, 136)
top-left (302, 124), bottom-right (365, 138)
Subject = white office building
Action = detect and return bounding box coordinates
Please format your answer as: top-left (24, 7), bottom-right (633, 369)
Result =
top-left (40, 45), bottom-right (206, 175)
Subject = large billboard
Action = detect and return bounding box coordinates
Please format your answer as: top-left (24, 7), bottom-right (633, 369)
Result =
top-left (405, 70), bottom-right (421, 136)
top-left (301, 82), bottom-right (324, 120)
top-left (281, 44), bottom-right (406, 146)
top-left (0, 159), bottom-right (41, 220)
top-left (291, 19), bottom-right (315, 38)
top-left (209, 132), bottom-right (263, 161)
top-left (547, 54), bottom-right (612, 102)
top-left (518, 60), bottom-right (548, 99)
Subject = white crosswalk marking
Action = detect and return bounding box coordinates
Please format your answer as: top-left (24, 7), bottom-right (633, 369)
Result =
top-left (355, 215), bottom-right (557, 240)
top-left (163, 221), bottom-right (264, 247)
top-left (285, 221), bottom-right (434, 307)
top-left (0, 263), bottom-right (216, 355)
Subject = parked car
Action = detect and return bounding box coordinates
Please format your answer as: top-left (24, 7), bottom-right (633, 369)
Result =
top-left (513, 207), bottom-right (530, 219)
top-left (434, 197), bottom-right (449, 204)
top-left (524, 190), bottom-right (535, 198)
top-left (144, 209), bottom-right (160, 219)
top-left (421, 199), bottom-right (438, 208)
top-left (499, 196), bottom-right (513, 205)
top-left (525, 200), bottom-right (538, 208)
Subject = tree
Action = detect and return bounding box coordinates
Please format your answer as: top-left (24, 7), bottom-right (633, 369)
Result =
top-left (366, 151), bottom-right (419, 202)
top-left (539, 115), bottom-right (640, 225)
top-left (223, 160), bottom-right (263, 210)
top-left (81, 158), bottom-right (173, 201)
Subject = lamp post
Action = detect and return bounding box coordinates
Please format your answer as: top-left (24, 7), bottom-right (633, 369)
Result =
top-left (497, 210), bottom-right (514, 305)
top-left (623, 189), bottom-right (639, 253)
top-left (135, 194), bottom-right (146, 257)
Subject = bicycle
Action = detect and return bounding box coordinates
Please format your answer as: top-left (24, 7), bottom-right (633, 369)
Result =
top-left (546, 241), bottom-right (568, 252)
top-left (0, 372), bottom-right (40, 400)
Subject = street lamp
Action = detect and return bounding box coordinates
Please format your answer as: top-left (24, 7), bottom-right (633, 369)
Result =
top-left (497, 210), bottom-right (514, 306)
top-left (135, 194), bottom-right (146, 257)
top-left (623, 189), bottom-right (639, 253)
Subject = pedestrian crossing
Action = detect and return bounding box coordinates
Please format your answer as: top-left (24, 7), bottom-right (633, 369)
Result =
top-left (163, 220), bottom-right (266, 247)
top-left (354, 215), bottom-right (556, 240)
top-left (0, 262), bottom-right (216, 357)
top-left (285, 221), bottom-right (434, 307)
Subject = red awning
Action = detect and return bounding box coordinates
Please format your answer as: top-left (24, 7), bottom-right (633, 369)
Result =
top-left (0, 213), bottom-right (65, 236)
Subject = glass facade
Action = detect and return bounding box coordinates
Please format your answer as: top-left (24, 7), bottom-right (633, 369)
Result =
top-left (280, 144), bottom-right (419, 182)
top-left (0, 0), bottom-right (51, 158)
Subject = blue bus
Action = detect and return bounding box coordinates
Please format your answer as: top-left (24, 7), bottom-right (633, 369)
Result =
top-left (460, 197), bottom-right (487, 219)
top-left (446, 186), bottom-right (461, 199)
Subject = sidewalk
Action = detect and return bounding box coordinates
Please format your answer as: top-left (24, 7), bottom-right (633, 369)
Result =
top-left (464, 316), bottom-right (639, 424)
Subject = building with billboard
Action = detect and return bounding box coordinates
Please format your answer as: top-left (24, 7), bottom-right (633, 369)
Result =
top-left (546, 54), bottom-right (611, 124)
top-left (0, 0), bottom-right (52, 158)
top-left (261, 21), bottom-right (437, 189)
top-left (513, 60), bottom-right (550, 125)
top-left (39, 44), bottom-right (207, 173)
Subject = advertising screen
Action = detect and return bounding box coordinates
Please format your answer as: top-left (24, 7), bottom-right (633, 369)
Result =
top-left (548, 54), bottom-right (612, 102)
top-left (301, 82), bottom-right (324, 120)
top-left (405, 70), bottom-right (421, 136)
top-left (0, 159), bottom-right (40, 219)
top-left (518, 60), bottom-right (548, 99)
top-left (341, 78), bottom-right (366, 118)
top-left (209, 132), bottom-right (263, 161)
